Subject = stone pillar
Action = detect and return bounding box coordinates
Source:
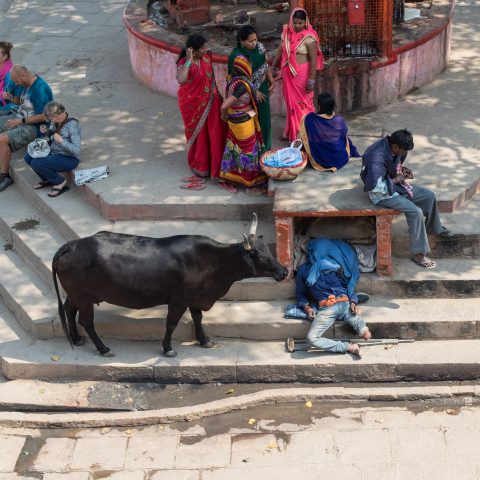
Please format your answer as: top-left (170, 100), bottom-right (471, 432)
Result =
top-left (275, 216), bottom-right (294, 278)
top-left (167, 0), bottom-right (209, 26)
top-left (376, 215), bottom-right (393, 276)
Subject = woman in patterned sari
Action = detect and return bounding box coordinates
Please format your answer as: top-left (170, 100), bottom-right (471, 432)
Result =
top-left (228, 26), bottom-right (274, 151)
top-left (219, 55), bottom-right (267, 195)
top-left (177, 35), bottom-right (226, 189)
top-left (272, 8), bottom-right (324, 142)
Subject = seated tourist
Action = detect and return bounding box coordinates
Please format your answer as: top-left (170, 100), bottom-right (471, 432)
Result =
top-left (299, 92), bottom-right (359, 172)
top-left (0, 42), bottom-right (23, 113)
top-left (24, 101), bottom-right (81, 198)
top-left (0, 65), bottom-right (53, 192)
top-left (295, 238), bottom-right (371, 356)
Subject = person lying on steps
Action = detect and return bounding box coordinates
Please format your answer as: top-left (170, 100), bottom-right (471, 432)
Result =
top-left (296, 238), bottom-right (372, 356)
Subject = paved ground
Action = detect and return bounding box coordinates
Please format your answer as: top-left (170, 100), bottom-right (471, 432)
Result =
top-left (2, 400), bottom-right (480, 479)
top-left (0, 0), bottom-right (479, 477)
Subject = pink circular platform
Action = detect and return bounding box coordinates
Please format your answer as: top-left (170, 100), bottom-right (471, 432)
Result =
top-left (123, 0), bottom-right (455, 113)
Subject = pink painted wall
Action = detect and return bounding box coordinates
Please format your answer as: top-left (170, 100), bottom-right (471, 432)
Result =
top-left (125, 2), bottom-right (453, 114)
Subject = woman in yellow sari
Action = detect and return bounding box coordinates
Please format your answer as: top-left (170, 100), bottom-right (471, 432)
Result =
top-left (219, 55), bottom-right (267, 195)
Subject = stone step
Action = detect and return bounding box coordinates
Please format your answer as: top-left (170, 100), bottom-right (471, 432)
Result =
top-left (13, 161), bottom-right (275, 222)
top-left (0, 185), bottom-right (276, 299)
top-left (3, 336), bottom-right (480, 384)
top-left (52, 297), bottom-right (480, 343)
top-left (392, 196), bottom-right (480, 258)
top-left (0, 237), bottom-right (56, 339)
top-left (357, 256), bottom-right (480, 298)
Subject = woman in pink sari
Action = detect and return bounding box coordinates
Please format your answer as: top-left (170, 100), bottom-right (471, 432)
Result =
top-left (272, 8), bottom-right (324, 142)
top-left (0, 42), bottom-right (14, 109)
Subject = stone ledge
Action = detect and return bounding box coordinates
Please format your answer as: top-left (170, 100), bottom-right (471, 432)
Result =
top-left (0, 383), bottom-right (477, 428)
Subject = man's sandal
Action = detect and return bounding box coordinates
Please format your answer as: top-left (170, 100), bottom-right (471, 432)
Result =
top-left (412, 256), bottom-right (436, 269)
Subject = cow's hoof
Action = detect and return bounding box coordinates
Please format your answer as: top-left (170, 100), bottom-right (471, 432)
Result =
top-left (200, 340), bottom-right (215, 349)
top-left (102, 350), bottom-right (115, 358)
top-left (73, 337), bottom-right (86, 346)
top-left (163, 350), bottom-right (177, 358)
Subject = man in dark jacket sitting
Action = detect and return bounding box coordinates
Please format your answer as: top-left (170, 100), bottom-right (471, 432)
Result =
top-left (360, 129), bottom-right (452, 269)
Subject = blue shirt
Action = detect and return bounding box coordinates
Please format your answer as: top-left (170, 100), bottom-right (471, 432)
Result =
top-left (16, 75), bottom-right (53, 132)
top-left (296, 262), bottom-right (358, 309)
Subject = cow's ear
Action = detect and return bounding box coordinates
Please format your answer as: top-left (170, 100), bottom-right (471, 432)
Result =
top-left (243, 233), bottom-right (252, 251)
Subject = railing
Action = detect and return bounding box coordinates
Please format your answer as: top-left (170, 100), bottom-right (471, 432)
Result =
top-left (303, 0), bottom-right (393, 58)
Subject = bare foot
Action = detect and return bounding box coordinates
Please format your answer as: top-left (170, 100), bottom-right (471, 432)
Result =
top-left (347, 343), bottom-right (361, 356)
top-left (362, 329), bottom-right (372, 341)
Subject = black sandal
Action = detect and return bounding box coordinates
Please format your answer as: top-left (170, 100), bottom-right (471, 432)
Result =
top-left (48, 185), bottom-right (70, 198)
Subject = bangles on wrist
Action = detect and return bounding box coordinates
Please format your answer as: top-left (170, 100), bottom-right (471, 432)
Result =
top-left (307, 79), bottom-right (315, 86)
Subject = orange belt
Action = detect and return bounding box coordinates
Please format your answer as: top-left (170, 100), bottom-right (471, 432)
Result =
top-left (318, 295), bottom-right (349, 307)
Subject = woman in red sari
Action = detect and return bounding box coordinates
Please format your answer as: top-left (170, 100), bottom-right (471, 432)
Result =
top-left (177, 35), bottom-right (226, 189)
top-left (272, 8), bottom-right (324, 142)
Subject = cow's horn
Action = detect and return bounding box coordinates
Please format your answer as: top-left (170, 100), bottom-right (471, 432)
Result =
top-left (243, 233), bottom-right (251, 251)
top-left (249, 213), bottom-right (258, 236)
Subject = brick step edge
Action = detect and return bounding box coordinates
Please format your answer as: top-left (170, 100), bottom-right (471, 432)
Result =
top-left (0, 383), bottom-right (477, 428)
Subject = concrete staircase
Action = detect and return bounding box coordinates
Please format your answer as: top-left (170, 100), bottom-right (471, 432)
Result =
top-left (0, 162), bottom-right (480, 383)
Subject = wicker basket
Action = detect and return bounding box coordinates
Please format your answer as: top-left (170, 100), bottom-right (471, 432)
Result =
top-left (260, 144), bottom-right (308, 181)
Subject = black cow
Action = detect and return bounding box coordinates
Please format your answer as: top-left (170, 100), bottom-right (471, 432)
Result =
top-left (52, 215), bottom-right (288, 357)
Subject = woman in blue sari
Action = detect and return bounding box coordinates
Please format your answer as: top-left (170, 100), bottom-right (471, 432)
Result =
top-left (299, 92), bottom-right (359, 172)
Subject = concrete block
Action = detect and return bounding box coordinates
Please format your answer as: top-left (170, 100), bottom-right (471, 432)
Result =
top-left (70, 436), bottom-right (127, 470)
top-left (174, 434), bottom-right (231, 469)
top-left (33, 437), bottom-right (76, 472)
top-left (0, 435), bottom-right (26, 472)
top-left (335, 429), bottom-right (391, 463)
top-left (43, 473), bottom-right (90, 480)
top-left (124, 435), bottom-right (178, 469)
top-left (444, 429), bottom-right (480, 461)
top-left (150, 471), bottom-right (199, 480)
top-left (390, 428), bottom-right (446, 462)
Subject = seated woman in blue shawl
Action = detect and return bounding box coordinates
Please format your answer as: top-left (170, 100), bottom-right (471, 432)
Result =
top-left (299, 93), bottom-right (359, 172)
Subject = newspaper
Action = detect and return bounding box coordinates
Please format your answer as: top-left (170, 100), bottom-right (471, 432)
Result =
top-left (74, 165), bottom-right (109, 186)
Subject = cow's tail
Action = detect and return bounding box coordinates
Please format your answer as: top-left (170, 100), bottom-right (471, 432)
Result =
top-left (52, 245), bottom-right (73, 348)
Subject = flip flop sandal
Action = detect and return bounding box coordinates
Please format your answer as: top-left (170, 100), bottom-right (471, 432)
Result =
top-left (33, 181), bottom-right (53, 190)
top-left (218, 182), bottom-right (237, 193)
top-left (412, 256), bottom-right (437, 269)
top-left (180, 182), bottom-right (206, 190)
top-left (48, 185), bottom-right (70, 198)
top-left (181, 175), bottom-right (206, 184)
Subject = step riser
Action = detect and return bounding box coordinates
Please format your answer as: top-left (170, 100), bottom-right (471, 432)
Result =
top-left (10, 230), bottom-right (53, 289)
top-left (0, 283), bottom-right (54, 339)
top-left (393, 234), bottom-right (480, 258)
top-left (4, 362), bottom-right (480, 384)
top-left (50, 317), bottom-right (480, 342)
top-left (12, 168), bottom-right (79, 242)
top-left (80, 186), bottom-right (274, 222)
top-left (358, 279), bottom-right (480, 298)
